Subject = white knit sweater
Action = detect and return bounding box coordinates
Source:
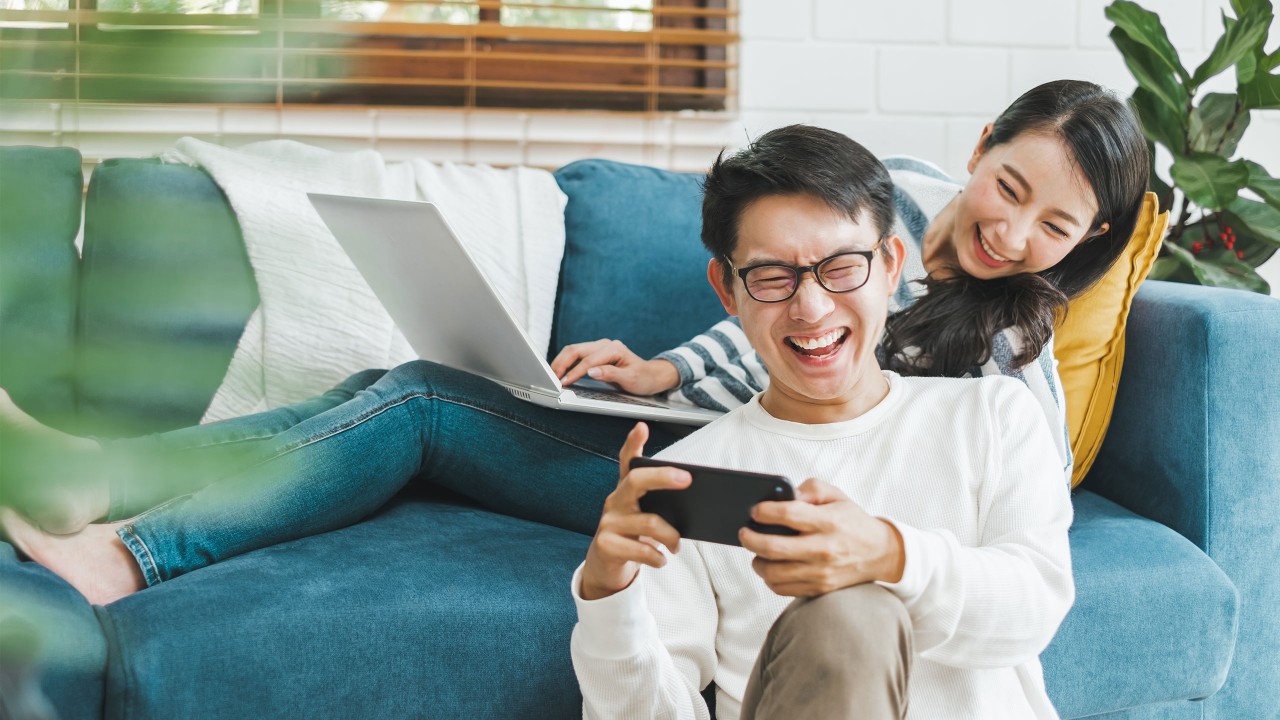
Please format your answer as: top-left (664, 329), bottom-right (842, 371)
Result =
top-left (571, 371), bottom-right (1074, 720)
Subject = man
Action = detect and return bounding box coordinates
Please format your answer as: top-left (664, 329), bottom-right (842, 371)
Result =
top-left (569, 126), bottom-right (1074, 719)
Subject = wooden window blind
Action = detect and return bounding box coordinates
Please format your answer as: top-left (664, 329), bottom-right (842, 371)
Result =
top-left (0, 0), bottom-right (736, 112)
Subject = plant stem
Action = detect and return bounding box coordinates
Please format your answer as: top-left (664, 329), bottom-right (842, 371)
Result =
top-left (1168, 192), bottom-right (1192, 245)
top-left (1213, 96), bottom-right (1246, 156)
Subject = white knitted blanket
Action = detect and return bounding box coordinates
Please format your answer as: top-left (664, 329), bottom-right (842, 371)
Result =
top-left (160, 138), bottom-right (567, 424)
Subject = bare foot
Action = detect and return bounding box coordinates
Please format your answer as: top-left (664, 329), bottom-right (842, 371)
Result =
top-left (0, 388), bottom-right (109, 534)
top-left (0, 508), bottom-right (146, 605)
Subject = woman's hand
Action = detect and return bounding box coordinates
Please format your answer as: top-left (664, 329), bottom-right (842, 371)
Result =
top-left (580, 423), bottom-right (690, 601)
top-left (739, 478), bottom-right (905, 597)
top-left (550, 339), bottom-right (680, 396)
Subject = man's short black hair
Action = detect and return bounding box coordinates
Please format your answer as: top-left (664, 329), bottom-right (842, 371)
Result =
top-left (701, 125), bottom-right (895, 281)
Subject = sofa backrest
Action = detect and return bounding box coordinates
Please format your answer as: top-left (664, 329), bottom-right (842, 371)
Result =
top-left (550, 158), bottom-right (727, 361)
top-left (0, 145), bottom-right (81, 431)
top-left (1, 147), bottom-right (728, 437)
top-left (77, 157), bottom-right (259, 437)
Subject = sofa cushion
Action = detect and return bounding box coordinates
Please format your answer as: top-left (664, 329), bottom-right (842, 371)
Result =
top-left (1043, 491), bottom-right (1237, 718)
top-left (551, 159), bottom-right (727, 361)
top-left (0, 543), bottom-right (108, 720)
top-left (1055, 193), bottom-right (1168, 487)
top-left (78, 158), bottom-right (257, 438)
top-left (98, 497), bottom-right (590, 719)
top-left (0, 145), bottom-right (81, 431)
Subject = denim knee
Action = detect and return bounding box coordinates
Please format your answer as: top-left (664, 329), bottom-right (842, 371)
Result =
top-left (373, 360), bottom-right (500, 404)
top-left (331, 368), bottom-right (390, 397)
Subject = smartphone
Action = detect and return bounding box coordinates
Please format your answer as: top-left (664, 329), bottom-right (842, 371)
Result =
top-left (630, 456), bottom-right (798, 546)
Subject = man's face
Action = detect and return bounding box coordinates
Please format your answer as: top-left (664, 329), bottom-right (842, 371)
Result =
top-left (710, 193), bottom-right (904, 424)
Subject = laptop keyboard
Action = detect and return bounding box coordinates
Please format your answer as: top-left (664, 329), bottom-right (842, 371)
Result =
top-left (572, 388), bottom-right (668, 409)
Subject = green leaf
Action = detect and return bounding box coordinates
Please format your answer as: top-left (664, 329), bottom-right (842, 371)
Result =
top-left (1143, 140), bottom-right (1176, 213)
top-left (1107, 1), bottom-right (1191, 85)
top-left (1230, 0), bottom-right (1266, 15)
top-left (1240, 72), bottom-right (1280, 108)
top-left (1242, 160), bottom-right (1280, 210)
top-left (1130, 88), bottom-right (1187, 154)
top-left (1224, 196), bottom-right (1280, 246)
top-left (1162, 239), bottom-right (1270, 292)
top-left (1192, 6), bottom-right (1272, 88)
top-left (1235, 233), bottom-right (1280, 268)
top-left (1170, 154), bottom-right (1250, 209)
top-left (1237, 45), bottom-right (1260, 85)
top-left (1149, 255), bottom-right (1189, 281)
top-left (1150, 171), bottom-right (1175, 213)
top-left (1205, 248), bottom-right (1272, 292)
top-left (1189, 93), bottom-right (1250, 155)
top-left (1111, 27), bottom-right (1191, 116)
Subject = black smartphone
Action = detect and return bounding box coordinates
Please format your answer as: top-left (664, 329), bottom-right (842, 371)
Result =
top-left (630, 456), bottom-right (798, 546)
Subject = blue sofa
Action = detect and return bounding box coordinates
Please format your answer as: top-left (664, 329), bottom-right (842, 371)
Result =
top-left (1, 144), bottom-right (1277, 720)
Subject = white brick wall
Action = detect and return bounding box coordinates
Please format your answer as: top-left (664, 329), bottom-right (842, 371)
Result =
top-left (2, 0), bottom-right (1277, 289)
top-left (737, 0), bottom-right (1280, 293)
top-left (811, 0), bottom-right (945, 43)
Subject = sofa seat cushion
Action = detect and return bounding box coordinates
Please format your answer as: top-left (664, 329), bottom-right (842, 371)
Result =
top-left (0, 543), bottom-right (108, 720)
top-left (1044, 491), bottom-right (1237, 718)
top-left (98, 497), bottom-right (590, 720)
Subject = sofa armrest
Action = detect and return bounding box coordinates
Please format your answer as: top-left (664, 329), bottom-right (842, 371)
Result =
top-left (1086, 279), bottom-right (1280, 719)
top-left (1089, 279), bottom-right (1280, 548)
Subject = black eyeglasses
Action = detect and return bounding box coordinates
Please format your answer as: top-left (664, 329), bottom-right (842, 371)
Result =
top-left (730, 245), bottom-right (880, 303)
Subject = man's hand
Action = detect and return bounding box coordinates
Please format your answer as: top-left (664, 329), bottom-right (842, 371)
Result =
top-left (580, 423), bottom-right (690, 601)
top-left (739, 478), bottom-right (905, 597)
top-left (550, 339), bottom-right (681, 396)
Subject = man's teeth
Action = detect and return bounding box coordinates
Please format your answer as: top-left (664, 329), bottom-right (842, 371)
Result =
top-left (789, 329), bottom-right (846, 351)
top-left (979, 231), bottom-right (1011, 262)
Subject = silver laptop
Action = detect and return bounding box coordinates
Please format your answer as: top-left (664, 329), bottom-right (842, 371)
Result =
top-left (308, 193), bottom-right (723, 426)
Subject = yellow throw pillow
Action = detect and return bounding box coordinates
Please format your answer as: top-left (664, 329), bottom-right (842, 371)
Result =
top-left (1055, 192), bottom-right (1168, 488)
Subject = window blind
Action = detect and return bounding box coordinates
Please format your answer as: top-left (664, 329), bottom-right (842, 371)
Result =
top-left (0, 0), bottom-right (736, 113)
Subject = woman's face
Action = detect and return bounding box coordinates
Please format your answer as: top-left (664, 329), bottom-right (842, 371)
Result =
top-left (946, 129), bottom-right (1109, 280)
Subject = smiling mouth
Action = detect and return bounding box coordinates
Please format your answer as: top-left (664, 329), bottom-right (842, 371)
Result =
top-left (785, 328), bottom-right (849, 358)
top-left (975, 227), bottom-right (1014, 266)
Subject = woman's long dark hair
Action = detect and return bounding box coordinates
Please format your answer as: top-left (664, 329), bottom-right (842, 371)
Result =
top-left (882, 79), bottom-right (1150, 376)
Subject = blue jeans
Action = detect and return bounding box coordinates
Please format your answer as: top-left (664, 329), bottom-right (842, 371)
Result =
top-left (105, 361), bottom-right (682, 587)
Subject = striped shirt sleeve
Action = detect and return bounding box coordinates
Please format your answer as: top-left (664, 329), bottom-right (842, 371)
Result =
top-left (654, 317), bottom-right (768, 412)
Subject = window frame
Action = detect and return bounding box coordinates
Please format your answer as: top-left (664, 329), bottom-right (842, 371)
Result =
top-left (0, 0), bottom-right (736, 113)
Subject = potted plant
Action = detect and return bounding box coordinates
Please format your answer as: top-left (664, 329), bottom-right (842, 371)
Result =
top-left (1108, 0), bottom-right (1280, 293)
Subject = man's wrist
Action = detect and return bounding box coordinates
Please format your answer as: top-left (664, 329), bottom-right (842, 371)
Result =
top-left (875, 519), bottom-right (906, 584)
top-left (579, 566), bottom-right (638, 602)
top-left (579, 577), bottom-right (614, 602)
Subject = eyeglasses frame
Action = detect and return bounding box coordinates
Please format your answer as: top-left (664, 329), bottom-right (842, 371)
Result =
top-left (728, 242), bottom-right (883, 303)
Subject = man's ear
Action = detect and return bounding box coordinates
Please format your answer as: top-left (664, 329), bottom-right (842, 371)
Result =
top-left (881, 235), bottom-right (908, 296)
top-left (966, 123), bottom-right (995, 175)
top-left (708, 258), bottom-right (739, 316)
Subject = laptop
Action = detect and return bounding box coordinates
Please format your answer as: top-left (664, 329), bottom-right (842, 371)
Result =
top-left (308, 193), bottom-right (723, 426)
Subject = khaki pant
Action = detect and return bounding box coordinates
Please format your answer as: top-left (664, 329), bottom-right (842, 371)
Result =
top-left (740, 583), bottom-right (912, 720)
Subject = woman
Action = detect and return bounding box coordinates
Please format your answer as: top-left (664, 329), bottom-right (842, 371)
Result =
top-left (0, 79), bottom-right (1149, 605)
